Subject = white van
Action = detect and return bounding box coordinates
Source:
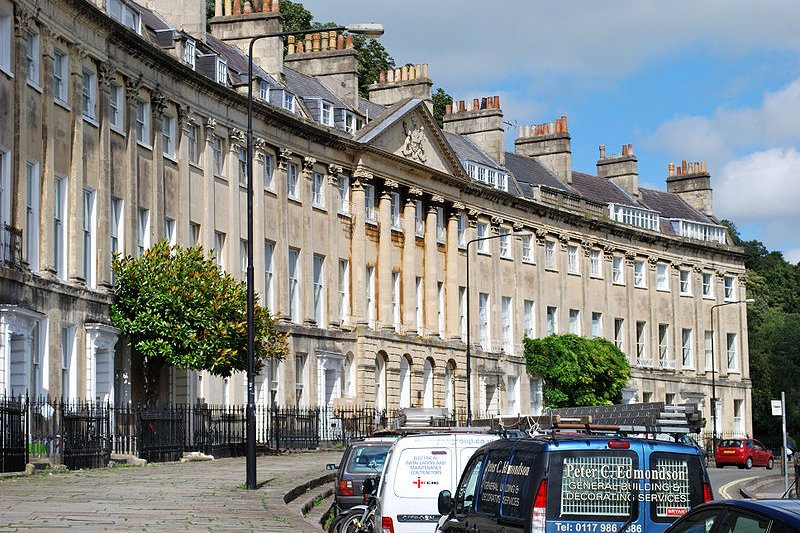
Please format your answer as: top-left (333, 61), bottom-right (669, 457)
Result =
top-left (373, 431), bottom-right (500, 533)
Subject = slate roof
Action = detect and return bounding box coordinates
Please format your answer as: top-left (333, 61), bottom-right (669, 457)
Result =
top-left (283, 67), bottom-right (350, 110)
top-left (358, 98), bottom-right (388, 123)
top-left (639, 188), bottom-right (714, 224)
top-left (504, 152), bottom-right (572, 193)
top-left (444, 132), bottom-right (502, 170)
top-left (570, 171), bottom-right (641, 207)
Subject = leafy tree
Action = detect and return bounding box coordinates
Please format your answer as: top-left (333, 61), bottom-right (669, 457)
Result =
top-left (432, 87), bottom-right (453, 128)
top-left (352, 35), bottom-right (395, 98)
top-left (524, 334), bottom-right (630, 408)
top-left (111, 241), bottom-right (288, 405)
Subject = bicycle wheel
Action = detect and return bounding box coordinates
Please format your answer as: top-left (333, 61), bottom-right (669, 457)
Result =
top-left (327, 512), bottom-right (348, 533)
top-left (337, 510), bottom-right (370, 533)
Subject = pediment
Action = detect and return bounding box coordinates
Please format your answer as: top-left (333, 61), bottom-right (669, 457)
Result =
top-left (357, 100), bottom-right (466, 178)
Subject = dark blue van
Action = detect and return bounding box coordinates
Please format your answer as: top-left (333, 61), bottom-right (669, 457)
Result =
top-left (436, 435), bottom-right (712, 533)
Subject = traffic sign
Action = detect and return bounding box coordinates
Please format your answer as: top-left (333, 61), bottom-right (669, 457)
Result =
top-left (771, 400), bottom-right (782, 416)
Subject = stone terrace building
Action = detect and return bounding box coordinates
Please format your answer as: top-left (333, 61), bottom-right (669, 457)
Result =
top-left (0, 0), bottom-right (751, 434)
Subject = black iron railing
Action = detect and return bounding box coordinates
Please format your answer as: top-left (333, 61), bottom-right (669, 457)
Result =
top-left (0, 397), bottom-right (26, 473)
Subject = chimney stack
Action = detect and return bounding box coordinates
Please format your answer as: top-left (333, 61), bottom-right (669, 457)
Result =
top-left (145, 0), bottom-right (207, 38)
top-left (514, 115), bottom-right (572, 184)
top-left (442, 95), bottom-right (505, 165)
top-left (209, 0), bottom-right (284, 78)
top-left (368, 63), bottom-right (433, 112)
top-left (666, 160), bottom-right (713, 215)
top-left (597, 143), bottom-right (639, 198)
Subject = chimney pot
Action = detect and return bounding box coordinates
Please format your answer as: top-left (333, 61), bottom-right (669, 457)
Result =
top-left (681, 160), bottom-right (688, 172)
top-left (261, 0), bottom-right (270, 12)
top-left (622, 144), bottom-right (628, 156)
top-left (561, 115), bottom-right (568, 132)
top-left (422, 64), bottom-right (429, 78)
top-left (379, 70), bottom-right (386, 83)
top-left (599, 145), bottom-right (606, 159)
top-left (296, 39), bottom-right (303, 53)
top-left (668, 162), bottom-right (675, 177)
top-left (243, 0), bottom-right (252, 13)
top-left (701, 161), bottom-right (707, 172)
top-left (394, 68), bottom-right (401, 81)
top-left (480, 97), bottom-right (487, 110)
top-left (518, 126), bottom-right (524, 138)
top-left (312, 33), bottom-right (321, 52)
top-left (494, 96), bottom-right (500, 109)
top-left (233, 0), bottom-right (241, 14)
top-left (287, 35), bottom-right (295, 54)
top-left (459, 100), bottom-right (466, 112)
top-left (272, 0), bottom-right (279, 12)
top-left (337, 34), bottom-right (344, 49)
top-left (473, 98), bottom-right (480, 111)
top-left (346, 34), bottom-right (353, 48)
top-left (445, 104), bottom-right (452, 114)
top-left (549, 121), bottom-right (555, 134)
top-left (330, 32), bottom-right (337, 50)
top-left (320, 32), bottom-right (329, 51)
top-left (415, 64), bottom-right (421, 79)
top-left (628, 144), bottom-right (633, 155)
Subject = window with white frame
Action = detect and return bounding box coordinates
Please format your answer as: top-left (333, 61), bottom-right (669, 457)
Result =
top-left (733, 399), bottom-right (744, 436)
top-left (724, 276), bottom-right (736, 301)
top-left (477, 222), bottom-right (489, 253)
top-left (636, 321), bottom-right (647, 360)
top-left (546, 306), bottom-right (558, 335)
top-left (399, 357), bottom-right (411, 408)
top-left (211, 135), bottom-right (224, 176)
top-left (726, 333), bottom-right (738, 371)
top-left (262, 153), bottom-right (274, 190)
top-left (0, 8), bottom-right (12, 74)
top-left (390, 191), bottom-right (401, 230)
top-left (214, 231), bottom-right (225, 269)
top-left (499, 228), bottom-right (511, 258)
top-left (82, 69), bottom-right (97, 120)
top-left (108, 0), bottom-right (141, 32)
top-left (679, 269), bottom-right (691, 295)
top-left (591, 312), bottom-right (602, 338)
top-left (415, 200), bottom-right (425, 236)
top-left (53, 50), bottom-right (68, 103)
top-left (61, 325), bottom-right (75, 400)
top-left (215, 57), bottom-right (227, 85)
top-left (320, 101), bottom-right (333, 126)
top-left (682, 328), bottom-right (693, 368)
top-left (438, 282), bottom-right (446, 335)
top-left (479, 292), bottom-right (490, 350)
top-left (507, 375), bottom-right (519, 415)
top-left (136, 100), bottom-right (151, 145)
top-left (634, 260), bottom-right (646, 287)
top-left (614, 318), bottom-right (624, 351)
top-left (259, 79), bottom-right (269, 100)
top-left (186, 123), bottom-right (199, 165)
top-left (569, 309), bottom-right (580, 335)
top-left (415, 276), bottom-right (423, 334)
top-left (612, 256), bottom-right (624, 284)
top-left (436, 206), bottom-right (446, 243)
top-left (501, 296), bottom-right (513, 352)
top-left (109, 84), bottom-right (124, 131)
top-left (567, 245), bottom-right (579, 274)
top-left (457, 213), bottom-right (467, 248)
top-left (343, 111), bottom-right (357, 134)
top-left (25, 29), bottom-right (40, 85)
top-left (339, 259), bottom-right (350, 325)
top-left (26, 161), bottom-right (40, 272)
top-left (283, 91), bottom-right (295, 112)
top-left (704, 330), bottom-right (713, 371)
top-left (545, 240), bottom-right (555, 269)
top-left (313, 255), bottom-right (325, 326)
top-left (459, 286), bottom-right (467, 340)
top-left (364, 183), bottom-right (376, 223)
top-left (287, 163), bottom-right (299, 199)
top-left (54, 176), bottom-right (68, 279)
top-left (523, 300), bottom-right (535, 338)
top-left (239, 239), bottom-right (247, 279)
top-left (162, 115), bottom-right (176, 158)
top-left (658, 324), bottom-right (670, 366)
top-left (288, 248), bottom-right (300, 323)
top-left (366, 266), bottom-right (376, 328)
top-left (590, 250), bottom-right (601, 277)
top-left (237, 146), bottom-right (247, 186)
top-left (137, 208), bottom-right (150, 258)
top-left (184, 38), bottom-right (196, 69)
top-left (702, 273), bottom-right (713, 298)
top-left (422, 359), bottom-right (434, 408)
top-left (82, 188), bottom-right (96, 286)
top-left (338, 175), bottom-right (350, 214)
top-left (189, 222), bottom-right (200, 247)
top-left (164, 218), bottom-right (176, 246)
top-left (656, 263), bottom-right (669, 291)
top-left (392, 272), bottom-right (400, 329)
top-left (521, 235), bottom-right (533, 263)
top-left (312, 172), bottom-right (325, 208)
top-left (263, 240), bottom-right (274, 309)
top-left (294, 355), bottom-right (305, 406)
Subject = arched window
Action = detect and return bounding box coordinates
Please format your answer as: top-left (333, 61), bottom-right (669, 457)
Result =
top-left (399, 356), bottom-right (411, 408)
top-left (423, 358), bottom-right (434, 408)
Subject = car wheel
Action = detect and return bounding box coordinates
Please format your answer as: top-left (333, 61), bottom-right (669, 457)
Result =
top-left (745, 457), bottom-right (753, 469)
top-left (716, 463), bottom-right (724, 468)
top-left (767, 457), bottom-right (774, 470)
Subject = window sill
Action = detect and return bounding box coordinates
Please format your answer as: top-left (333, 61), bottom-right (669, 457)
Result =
top-left (544, 266), bottom-right (558, 272)
top-left (312, 204), bottom-right (327, 213)
top-left (111, 125), bottom-right (126, 137)
top-left (288, 195), bottom-right (302, 205)
top-left (679, 292), bottom-right (693, 298)
top-left (163, 153), bottom-right (179, 164)
top-left (567, 270), bottom-right (581, 276)
top-left (137, 140), bottom-right (153, 151)
top-left (337, 210), bottom-right (352, 218)
top-left (477, 250), bottom-right (491, 256)
top-left (634, 284), bottom-right (647, 289)
top-left (83, 115), bottom-right (100, 128)
top-left (522, 259), bottom-right (535, 265)
top-left (27, 79), bottom-right (43, 93)
top-left (188, 161), bottom-right (203, 172)
top-left (656, 288), bottom-right (670, 293)
top-left (365, 219), bottom-right (378, 227)
top-left (0, 65), bottom-right (13, 79)
top-left (702, 294), bottom-right (715, 300)
top-left (391, 226), bottom-right (403, 234)
top-left (54, 99), bottom-right (71, 111)
top-left (499, 254), bottom-right (513, 261)
top-left (612, 281), bottom-right (625, 286)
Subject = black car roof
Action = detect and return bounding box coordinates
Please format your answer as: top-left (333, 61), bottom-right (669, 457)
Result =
top-left (697, 500), bottom-right (800, 525)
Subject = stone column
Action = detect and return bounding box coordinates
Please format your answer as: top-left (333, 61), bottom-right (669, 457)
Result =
top-left (176, 104), bottom-right (193, 246)
top-left (274, 148), bottom-right (293, 321)
top-left (67, 46), bottom-right (88, 284)
top-left (150, 89), bottom-right (167, 244)
top-left (302, 156), bottom-right (317, 326)
top-left (377, 181), bottom-right (396, 329)
top-left (424, 200), bottom-right (440, 335)
top-left (95, 62), bottom-right (114, 289)
top-left (124, 76), bottom-right (144, 257)
top-left (402, 189), bottom-right (421, 331)
top-left (624, 252), bottom-right (637, 367)
top-left (326, 165), bottom-right (342, 327)
top-left (350, 165), bottom-right (370, 326)
top-left (444, 204), bottom-right (463, 338)
top-left (38, 28), bottom-right (56, 278)
top-left (533, 227), bottom-right (547, 339)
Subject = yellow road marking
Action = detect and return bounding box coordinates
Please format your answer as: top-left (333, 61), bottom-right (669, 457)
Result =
top-left (718, 476), bottom-right (760, 499)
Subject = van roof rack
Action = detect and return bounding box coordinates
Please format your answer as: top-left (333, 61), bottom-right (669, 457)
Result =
top-left (471, 402), bottom-right (702, 439)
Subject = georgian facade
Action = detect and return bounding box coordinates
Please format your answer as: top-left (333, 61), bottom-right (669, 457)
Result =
top-left (0, 0), bottom-right (751, 434)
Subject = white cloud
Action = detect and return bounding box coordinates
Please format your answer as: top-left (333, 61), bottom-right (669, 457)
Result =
top-left (785, 249), bottom-right (800, 265)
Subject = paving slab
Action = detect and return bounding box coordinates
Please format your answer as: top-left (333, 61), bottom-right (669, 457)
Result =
top-left (0, 451), bottom-right (342, 532)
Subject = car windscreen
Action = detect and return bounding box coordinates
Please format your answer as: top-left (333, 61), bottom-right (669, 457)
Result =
top-left (346, 445), bottom-right (391, 474)
top-left (719, 440), bottom-right (742, 448)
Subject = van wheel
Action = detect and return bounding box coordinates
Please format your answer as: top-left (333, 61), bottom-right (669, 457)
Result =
top-left (767, 457), bottom-right (774, 470)
top-left (745, 457), bottom-right (753, 469)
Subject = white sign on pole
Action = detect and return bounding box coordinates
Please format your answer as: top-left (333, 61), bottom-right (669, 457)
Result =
top-left (771, 400), bottom-right (782, 416)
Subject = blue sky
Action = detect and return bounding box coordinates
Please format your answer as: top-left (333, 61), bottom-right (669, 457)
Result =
top-left (303, 0), bottom-right (800, 263)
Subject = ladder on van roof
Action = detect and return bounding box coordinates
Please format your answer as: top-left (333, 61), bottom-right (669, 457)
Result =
top-left (472, 402), bottom-right (703, 438)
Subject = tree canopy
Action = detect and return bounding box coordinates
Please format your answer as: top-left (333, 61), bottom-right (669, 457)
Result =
top-left (111, 241), bottom-right (287, 403)
top-left (524, 334), bottom-right (631, 408)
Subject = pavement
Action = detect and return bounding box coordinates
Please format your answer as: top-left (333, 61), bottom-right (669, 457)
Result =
top-left (0, 451), bottom-right (343, 532)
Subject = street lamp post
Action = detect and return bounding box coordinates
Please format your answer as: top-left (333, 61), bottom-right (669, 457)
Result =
top-left (465, 230), bottom-right (531, 426)
top-left (709, 298), bottom-right (754, 456)
top-left (245, 23), bottom-right (383, 490)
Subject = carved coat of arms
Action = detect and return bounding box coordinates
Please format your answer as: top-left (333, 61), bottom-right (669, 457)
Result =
top-left (402, 120), bottom-right (427, 163)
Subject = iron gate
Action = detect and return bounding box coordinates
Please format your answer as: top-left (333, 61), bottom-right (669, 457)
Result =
top-left (62, 403), bottom-right (110, 470)
top-left (0, 398), bottom-right (26, 473)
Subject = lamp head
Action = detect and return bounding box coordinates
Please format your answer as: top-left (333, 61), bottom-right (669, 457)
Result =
top-left (511, 230), bottom-right (533, 238)
top-left (344, 23), bottom-right (385, 39)
top-left (744, 298), bottom-right (755, 304)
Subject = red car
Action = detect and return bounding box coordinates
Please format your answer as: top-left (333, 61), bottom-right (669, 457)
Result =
top-left (715, 438), bottom-right (774, 469)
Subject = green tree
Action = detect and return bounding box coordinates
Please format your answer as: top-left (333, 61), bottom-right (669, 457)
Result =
top-left (111, 241), bottom-right (288, 405)
top-left (524, 334), bottom-right (631, 408)
top-left (432, 87), bottom-right (453, 128)
top-left (352, 35), bottom-right (395, 98)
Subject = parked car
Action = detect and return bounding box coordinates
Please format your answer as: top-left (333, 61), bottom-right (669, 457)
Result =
top-left (715, 438), bottom-right (774, 469)
top-left (436, 435), bottom-right (712, 533)
top-left (664, 499), bottom-right (800, 533)
top-left (327, 437), bottom-right (396, 513)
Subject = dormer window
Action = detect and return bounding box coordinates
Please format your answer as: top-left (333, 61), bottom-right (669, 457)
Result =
top-left (215, 57), bottom-right (227, 85)
top-left (184, 38), bottom-right (196, 70)
top-left (259, 80), bottom-right (269, 100)
top-left (343, 111), bottom-right (357, 133)
top-left (108, 0), bottom-right (141, 33)
top-left (320, 101), bottom-right (333, 126)
top-left (283, 91), bottom-right (295, 112)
